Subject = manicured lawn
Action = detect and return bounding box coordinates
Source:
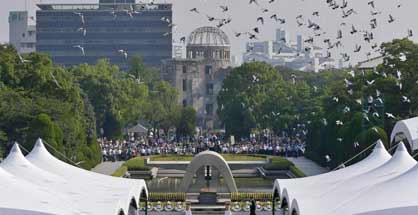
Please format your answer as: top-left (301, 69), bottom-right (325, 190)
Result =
top-left (150, 154), bottom-right (267, 161)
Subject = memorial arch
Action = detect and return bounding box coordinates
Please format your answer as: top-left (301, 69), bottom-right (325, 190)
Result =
top-left (181, 150), bottom-right (238, 193)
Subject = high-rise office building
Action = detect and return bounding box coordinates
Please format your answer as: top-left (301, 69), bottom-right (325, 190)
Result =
top-left (276, 29), bottom-right (288, 43)
top-left (9, 11), bottom-right (36, 54)
top-left (36, 1), bottom-right (172, 70)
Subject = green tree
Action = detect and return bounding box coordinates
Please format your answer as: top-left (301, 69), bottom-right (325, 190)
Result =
top-left (0, 46), bottom-right (100, 169)
top-left (144, 81), bottom-right (180, 138)
top-left (129, 56), bottom-right (160, 88)
top-left (176, 107), bottom-right (197, 138)
top-left (26, 113), bottom-right (64, 152)
top-left (218, 62), bottom-right (287, 138)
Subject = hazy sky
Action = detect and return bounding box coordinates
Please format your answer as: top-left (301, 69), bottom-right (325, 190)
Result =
top-left (1, 0), bottom-right (417, 64)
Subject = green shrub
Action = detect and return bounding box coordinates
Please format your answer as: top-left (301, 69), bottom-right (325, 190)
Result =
top-left (111, 165), bottom-right (128, 177)
top-left (125, 157), bottom-right (151, 171)
top-left (149, 193), bottom-right (186, 201)
top-left (263, 157), bottom-right (294, 170)
top-left (230, 192), bottom-right (273, 201)
top-left (262, 156), bottom-right (305, 178)
top-left (150, 154), bottom-right (267, 161)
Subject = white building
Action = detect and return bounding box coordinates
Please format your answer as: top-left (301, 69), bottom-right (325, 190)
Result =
top-left (173, 42), bottom-right (186, 59)
top-left (8, 11), bottom-right (36, 54)
top-left (243, 29), bottom-right (339, 72)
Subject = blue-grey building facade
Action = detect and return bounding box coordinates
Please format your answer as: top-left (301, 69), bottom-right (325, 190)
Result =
top-left (36, 1), bottom-right (172, 70)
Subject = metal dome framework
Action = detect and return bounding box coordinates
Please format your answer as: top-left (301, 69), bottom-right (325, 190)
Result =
top-left (187, 26), bottom-right (230, 47)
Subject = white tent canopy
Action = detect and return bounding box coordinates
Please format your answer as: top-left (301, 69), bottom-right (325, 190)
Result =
top-left (390, 117), bottom-right (418, 151)
top-left (0, 139), bottom-right (148, 215)
top-left (0, 166), bottom-right (80, 215)
top-left (0, 208), bottom-right (56, 215)
top-left (355, 206), bottom-right (418, 215)
top-left (328, 154), bottom-right (418, 215)
top-left (290, 142), bottom-right (416, 215)
top-left (273, 140), bottom-right (391, 207)
top-left (1, 144), bottom-right (133, 215)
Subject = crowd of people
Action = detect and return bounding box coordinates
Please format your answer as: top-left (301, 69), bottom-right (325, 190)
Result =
top-left (99, 127), bottom-right (307, 162)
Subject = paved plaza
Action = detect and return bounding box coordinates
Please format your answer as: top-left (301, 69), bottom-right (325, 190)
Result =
top-left (287, 157), bottom-right (328, 176)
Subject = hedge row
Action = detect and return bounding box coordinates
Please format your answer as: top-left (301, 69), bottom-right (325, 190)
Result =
top-left (124, 157), bottom-right (151, 171)
top-left (263, 157), bottom-right (306, 178)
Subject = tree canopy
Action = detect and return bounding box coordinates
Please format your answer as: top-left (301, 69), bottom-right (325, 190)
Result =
top-left (0, 46), bottom-right (196, 168)
top-left (218, 39), bottom-right (418, 168)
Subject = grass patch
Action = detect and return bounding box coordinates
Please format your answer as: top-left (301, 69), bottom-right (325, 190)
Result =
top-left (111, 165), bottom-right (128, 177)
top-left (234, 178), bottom-right (273, 187)
top-left (150, 154), bottom-right (266, 161)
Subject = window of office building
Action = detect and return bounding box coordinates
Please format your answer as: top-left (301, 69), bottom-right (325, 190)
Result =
top-left (205, 65), bottom-right (212, 75)
top-left (206, 104), bottom-right (213, 115)
top-left (183, 79), bottom-right (187, 91)
top-left (182, 65), bottom-right (187, 73)
top-left (182, 99), bottom-right (187, 107)
top-left (207, 83), bottom-right (214, 95)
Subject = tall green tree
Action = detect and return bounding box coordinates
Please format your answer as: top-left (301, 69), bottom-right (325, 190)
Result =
top-left (176, 107), bottom-right (197, 138)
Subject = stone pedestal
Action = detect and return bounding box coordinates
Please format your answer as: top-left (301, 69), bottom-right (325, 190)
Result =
top-left (198, 189), bottom-right (217, 205)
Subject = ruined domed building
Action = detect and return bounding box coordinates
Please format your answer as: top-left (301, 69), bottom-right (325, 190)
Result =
top-left (161, 26), bottom-right (232, 130)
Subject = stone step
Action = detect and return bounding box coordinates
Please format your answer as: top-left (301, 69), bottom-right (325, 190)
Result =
top-left (192, 211), bottom-right (224, 215)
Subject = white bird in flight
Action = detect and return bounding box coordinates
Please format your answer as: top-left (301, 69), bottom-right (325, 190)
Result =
top-left (118, 49), bottom-right (128, 59)
top-left (73, 12), bottom-right (85, 24)
top-left (17, 53), bottom-right (31, 63)
top-left (73, 45), bottom-right (85, 56)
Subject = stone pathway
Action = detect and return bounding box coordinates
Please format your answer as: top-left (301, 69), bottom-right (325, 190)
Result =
top-left (287, 156), bottom-right (329, 176)
top-left (91, 161), bottom-right (124, 175)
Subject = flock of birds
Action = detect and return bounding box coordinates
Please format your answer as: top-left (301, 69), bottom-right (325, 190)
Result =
top-left (185, 0), bottom-right (417, 164)
top-left (68, 0), bottom-right (412, 66)
top-left (187, 0), bottom-right (411, 63)
top-left (13, 0), bottom-right (418, 163)
top-left (71, 0), bottom-right (174, 60)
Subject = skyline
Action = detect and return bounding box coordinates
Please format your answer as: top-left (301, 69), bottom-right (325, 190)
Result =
top-left (2, 0), bottom-right (417, 64)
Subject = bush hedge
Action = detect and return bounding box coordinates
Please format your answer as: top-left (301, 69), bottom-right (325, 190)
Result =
top-left (289, 165), bottom-right (306, 177)
top-left (124, 157), bottom-right (151, 171)
top-left (230, 192), bottom-right (273, 201)
top-left (150, 154), bottom-right (267, 161)
top-left (263, 157), bottom-right (294, 170)
top-left (263, 156), bottom-right (306, 178)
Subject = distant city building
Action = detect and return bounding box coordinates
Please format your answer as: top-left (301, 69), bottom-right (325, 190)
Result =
top-left (36, 0), bottom-right (172, 70)
top-left (230, 55), bottom-right (240, 67)
top-left (161, 26), bottom-right (232, 130)
top-left (8, 11), bottom-right (36, 54)
top-left (243, 29), bottom-right (339, 72)
top-left (357, 56), bottom-right (384, 71)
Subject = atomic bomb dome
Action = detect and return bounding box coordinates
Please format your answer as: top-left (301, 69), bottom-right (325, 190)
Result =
top-left (186, 26), bottom-right (231, 62)
top-left (187, 26), bottom-right (230, 47)
top-left (162, 26), bottom-right (232, 130)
